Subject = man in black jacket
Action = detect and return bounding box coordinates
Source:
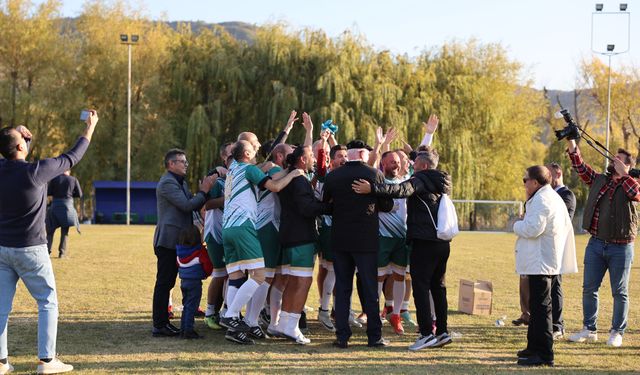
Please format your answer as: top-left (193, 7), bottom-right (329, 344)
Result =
top-left (277, 145), bottom-right (331, 344)
top-left (322, 140), bottom-right (394, 348)
top-left (353, 149), bottom-right (453, 351)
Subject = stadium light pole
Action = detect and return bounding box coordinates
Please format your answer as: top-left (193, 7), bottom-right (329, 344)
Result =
top-left (120, 34), bottom-right (139, 225)
top-left (591, 3), bottom-right (630, 170)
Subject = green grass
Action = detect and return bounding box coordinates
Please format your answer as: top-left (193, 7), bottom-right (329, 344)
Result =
top-left (6, 226), bottom-right (640, 374)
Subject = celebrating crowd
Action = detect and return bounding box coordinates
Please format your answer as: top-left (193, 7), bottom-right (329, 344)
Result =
top-left (0, 106), bottom-right (637, 373)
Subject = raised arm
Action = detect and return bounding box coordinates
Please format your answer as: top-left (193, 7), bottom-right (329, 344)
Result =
top-left (273, 110), bottom-right (298, 146)
top-left (302, 112), bottom-right (314, 148)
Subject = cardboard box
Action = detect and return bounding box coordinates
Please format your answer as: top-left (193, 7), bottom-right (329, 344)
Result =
top-left (458, 279), bottom-right (493, 315)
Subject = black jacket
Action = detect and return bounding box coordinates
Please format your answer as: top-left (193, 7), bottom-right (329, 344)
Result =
top-left (278, 175), bottom-right (331, 248)
top-left (556, 186), bottom-right (576, 220)
top-left (323, 161), bottom-right (394, 252)
top-left (371, 169), bottom-right (452, 242)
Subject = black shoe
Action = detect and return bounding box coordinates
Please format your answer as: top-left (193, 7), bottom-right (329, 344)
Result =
top-left (195, 308), bottom-right (206, 318)
top-left (332, 340), bottom-right (348, 349)
top-left (517, 348), bottom-right (533, 358)
top-left (219, 316), bottom-right (251, 332)
top-left (367, 337), bottom-right (390, 348)
top-left (225, 329), bottom-right (255, 345)
top-left (517, 355), bottom-right (554, 367)
top-left (299, 310), bottom-right (309, 334)
top-left (511, 318), bottom-right (529, 326)
top-left (167, 323), bottom-right (181, 333)
top-left (248, 325), bottom-right (268, 340)
top-left (181, 329), bottom-right (204, 339)
top-left (152, 324), bottom-right (180, 337)
top-left (259, 308), bottom-right (271, 327)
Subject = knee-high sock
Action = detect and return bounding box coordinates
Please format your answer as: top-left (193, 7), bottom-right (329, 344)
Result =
top-left (321, 269), bottom-right (335, 311)
top-left (223, 278), bottom-right (244, 317)
top-left (245, 282), bottom-right (270, 326)
top-left (270, 286), bottom-right (283, 325)
top-left (377, 281), bottom-right (384, 300)
top-left (227, 278), bottom-right (259, 318)
top-left (392, 280), bottom-right (405, 315)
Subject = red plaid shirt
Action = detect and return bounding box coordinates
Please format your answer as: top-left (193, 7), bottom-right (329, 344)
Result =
top-left (569, 149), bottom-right (640, 243)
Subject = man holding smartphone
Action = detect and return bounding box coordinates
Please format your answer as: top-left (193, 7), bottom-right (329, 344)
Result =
top-left (0, 110), bottom-right (99, 374)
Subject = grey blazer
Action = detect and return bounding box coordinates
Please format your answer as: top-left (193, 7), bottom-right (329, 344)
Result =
top-left (153, 172), bottom-right (207, 249)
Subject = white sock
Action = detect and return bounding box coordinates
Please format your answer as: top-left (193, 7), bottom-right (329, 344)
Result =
top-left (401, 300), bottom-right (410, 311)
top-left (224, 285), bottom-right (239, 317)
top-left (205, 303), bottom-right (216, 316)
top-left (245, 282), bottom-right (269, 327)
top-left (223, 278), bottom-right (229, 301)
top-left (392, 280), bottom-right (405, 315)
top-left (270, 287), bottom-right (283, 326)
top-left (275, 311), bottom-right (290, 332)
top-left (321, 270), bottom-right (335, 311)
top-left (377, 281), bottom-right (383, 299)
top-left (285, 312), bottom-right (301, 336)
top-left (227, 278), bottom-right (259, 318)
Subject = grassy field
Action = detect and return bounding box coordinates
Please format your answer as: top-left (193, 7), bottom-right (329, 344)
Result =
top-left (5, 226), bottom-right (639, 374)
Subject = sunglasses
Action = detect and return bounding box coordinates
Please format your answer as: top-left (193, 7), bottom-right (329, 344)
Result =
top-left (522, 177), bottom-right (530, 184)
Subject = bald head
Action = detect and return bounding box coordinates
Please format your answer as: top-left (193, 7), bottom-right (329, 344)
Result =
top-left (238, 132), bottom-right (261, 154)
top-left (272, 143), bottom-right (293, 168)
top-left (232, 140), bottom-right (257, 163)
top-left (347, 148), bottom-right (369, 163)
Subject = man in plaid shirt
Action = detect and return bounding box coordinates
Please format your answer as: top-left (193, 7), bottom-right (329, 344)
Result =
top-left (565, 138), bottom-right (639, 348)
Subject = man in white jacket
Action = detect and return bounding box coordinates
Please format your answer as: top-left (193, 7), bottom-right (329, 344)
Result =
top-left (513, 166), bottom-right (578, 367)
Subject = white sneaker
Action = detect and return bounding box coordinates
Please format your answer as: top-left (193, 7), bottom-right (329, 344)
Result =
top-left (0, 362), bottom-right (14, 375)
top-left (552, 329), bottom-right (564, 341)
top-left (349, 311), bottom-right (363, 328)
top-left (607, 330), bottom-right (623, 347)
top-left (283, 328), bottom-right (311, 345)
top-left (408, 334), bottom-right (438, 351)
top-left (37, 358), bottom-right (73, 374)
top-left (568, 327), bottom-right (598, 343)
top-left (318, 309), bottom-right (336, 332)
top-left (266, 324), bottom-right (284, 338)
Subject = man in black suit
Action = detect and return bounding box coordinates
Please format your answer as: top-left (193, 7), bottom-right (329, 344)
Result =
top-left (322, 140), bottom-right (393, 348)
top-left (547, 162), bottom-right (576, 340)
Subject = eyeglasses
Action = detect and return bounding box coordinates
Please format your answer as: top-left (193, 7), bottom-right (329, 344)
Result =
top-left (172, 159), bottom-right (189, 166)
top-left (522, 177), bottom-right (530, 184)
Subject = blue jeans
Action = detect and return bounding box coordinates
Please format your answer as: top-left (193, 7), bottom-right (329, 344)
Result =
top-left (0, 244), bottom-right (58, 359)
top-left (583, 237), bottom-right (634, 333)
top-left (180, 278), bottom-right (202, 332)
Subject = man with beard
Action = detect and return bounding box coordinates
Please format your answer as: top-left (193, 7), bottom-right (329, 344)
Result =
top-left (277, 144), bottom-right (331, 344)
top-left (565, 139), bottom-right (640, 348)
top-left (352, 149), bottom-right (453, 350)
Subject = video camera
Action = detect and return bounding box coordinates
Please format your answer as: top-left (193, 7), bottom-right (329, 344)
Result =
top-left (554, 108), bottom-right (640, 178)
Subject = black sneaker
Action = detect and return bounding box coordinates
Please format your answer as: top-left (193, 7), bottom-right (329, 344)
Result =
top-left (299, 310), bottom-right (309, 334)
top-left (181, 329), bottom-right (204, 339)
top-left (259, 308), bottom-right (271, 327)
top-left (248, 325), bottom-right (268, 339)
top-left (432, 332), bottom-right (452, 348)
top-left (219, 316), bottom-right (251, 332)
top-left (332, 340), bottom-right (348, 349)
top-left (225, 329), bottom-right (255, 345)
top-left (152, 324), bottom-right (180, 337)
top-left (517, 355), bottom-right (553, 367)
top-left (517, 348), bottom-right (533, 358)
top-left (367, 337), bottom-right (390, 348)
top-left (167, 323), bottom-right (181, 334)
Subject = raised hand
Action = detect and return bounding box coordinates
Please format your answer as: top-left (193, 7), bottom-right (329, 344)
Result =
top-left (302, 112), bottom-right (313, 132)
top-left (15, 125), bottom-right (33, 140)
top-left (383, 127), bottom-right (399, 145)
top-left (375, 126), bottom-right (385, 145)
top-left (423, 114), bottom-right (439, 134)
top-left (613, 157), bottom-right (630, 176)
top-left (285, 110), bottom-right (298, 133)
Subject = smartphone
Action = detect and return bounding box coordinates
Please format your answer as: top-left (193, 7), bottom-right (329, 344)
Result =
top-left (80, 110), bottom-right (90, 121)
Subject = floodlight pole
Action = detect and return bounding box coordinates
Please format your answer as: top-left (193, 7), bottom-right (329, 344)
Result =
top-left (120, 34), bottom-right (138, 225)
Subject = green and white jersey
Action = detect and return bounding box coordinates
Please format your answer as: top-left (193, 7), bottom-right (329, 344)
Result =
top-left (314, 176), bottom-right (332, 227)
top-left (204, 177), bottom-right (225, 244)
top-left (222, 160), bottom-right (268, 229)
top-left (256, 166), bottom-right (282, 230)
top-left (378, 177), bottom-right (407, 238)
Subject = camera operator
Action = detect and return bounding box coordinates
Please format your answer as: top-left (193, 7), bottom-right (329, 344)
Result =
top-left (565, 138), bottom-right (639, 348)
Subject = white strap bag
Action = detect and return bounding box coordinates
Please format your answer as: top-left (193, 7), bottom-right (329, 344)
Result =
top-left (418, 193), bottom-right (459, 241)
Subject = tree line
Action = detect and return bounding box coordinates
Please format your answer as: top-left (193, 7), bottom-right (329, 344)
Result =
top-left (1, 0), bottom-right (639, 223)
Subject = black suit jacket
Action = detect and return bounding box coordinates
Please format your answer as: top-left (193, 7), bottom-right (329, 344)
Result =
top-left (556, 185), bottom-right (576, 220)
top-left (322, 161), bottom-right (393, 253)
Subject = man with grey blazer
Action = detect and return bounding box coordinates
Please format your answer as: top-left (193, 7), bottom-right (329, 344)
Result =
top-left (152, 149), bottom-right (214, 337)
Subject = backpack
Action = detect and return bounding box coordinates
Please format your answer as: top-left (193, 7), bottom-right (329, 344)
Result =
top-left (417, 193), bottom-right (459, 241)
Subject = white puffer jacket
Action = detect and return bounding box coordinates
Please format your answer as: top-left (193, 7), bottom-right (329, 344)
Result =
top-left (513, 184), bottom-right (578, 276)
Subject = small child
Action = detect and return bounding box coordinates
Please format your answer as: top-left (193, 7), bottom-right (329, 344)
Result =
top-left (176, 225), bottom-right (213, 339)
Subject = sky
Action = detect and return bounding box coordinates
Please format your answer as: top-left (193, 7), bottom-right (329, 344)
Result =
top-left (38, 0), bottom-right (639, 90)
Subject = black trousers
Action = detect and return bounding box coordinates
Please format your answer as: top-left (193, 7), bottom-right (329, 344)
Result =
top-left (527, 275), bottom-right (554, 361)
top-left (551, 275), bottom-right (564, 332)
top-left (333, 250), bottom-right (381, 344)
top-left (410, 239), bottom-right (450, 336)
top-left (47, 226), bottom-right (69, 256)
top-left (152, 246), bottom-right (178, 328)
